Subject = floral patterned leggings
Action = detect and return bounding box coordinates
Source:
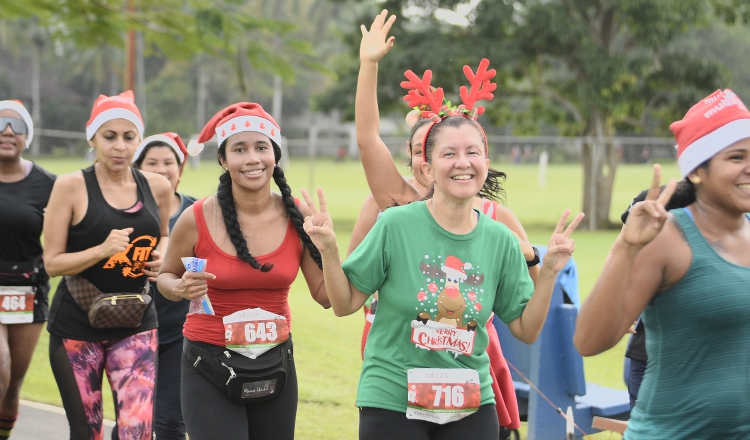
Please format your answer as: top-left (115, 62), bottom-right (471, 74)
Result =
top-left (49, 330), bottom-right (157, 440)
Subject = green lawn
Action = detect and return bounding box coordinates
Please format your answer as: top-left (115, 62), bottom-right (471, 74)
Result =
top-left (24, 157), bottom-right (681, 439)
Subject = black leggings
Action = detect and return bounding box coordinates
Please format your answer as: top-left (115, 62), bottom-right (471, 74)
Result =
top-left (359, 405), bottom-right (499, 440)
top-left (181, 339), bottom-right (298, 440)
top-left (155, 338), bottom-right (185, 440)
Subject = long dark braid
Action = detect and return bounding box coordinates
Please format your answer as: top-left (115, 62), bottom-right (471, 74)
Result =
top-left (272, 165), bottom-right (324, 269)
top-left (216, 171), bottom-right (273, 272)
top-left (215, 139), bottom-right (273, 272)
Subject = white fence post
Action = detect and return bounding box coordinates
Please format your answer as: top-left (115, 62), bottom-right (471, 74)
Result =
top-left (538, 151), bottom-right (549, 188)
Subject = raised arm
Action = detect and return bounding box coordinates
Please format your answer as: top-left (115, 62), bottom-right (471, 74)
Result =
top-left (346, 193), bottom-right (381, 256)
top-left (574, 166), bottom-right (677, 356)
top-left (507, 210), bottom-right (584, 344)
top-left (356, 10), bottom-right (419, 210)
top-left (493, 204), bottom-right (540, 284)
top-left (297, 199), bottom-right (332, 309)
top-left (301, 188), bottom-right (369, 316)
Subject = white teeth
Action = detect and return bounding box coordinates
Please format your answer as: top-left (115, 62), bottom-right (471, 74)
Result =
top-left (739, 184), bottom-right (750, 190)
top-left (243, 169), bottom-right (264, 175)
top-left (451, 175), bottom-right (472, 180)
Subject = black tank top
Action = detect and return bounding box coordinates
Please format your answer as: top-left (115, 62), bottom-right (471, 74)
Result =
top-left (47, 165), bottom-right (159, 341)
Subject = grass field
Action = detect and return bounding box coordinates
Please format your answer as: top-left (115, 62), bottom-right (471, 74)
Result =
top-left (22, 156), bottom-right (681, 439)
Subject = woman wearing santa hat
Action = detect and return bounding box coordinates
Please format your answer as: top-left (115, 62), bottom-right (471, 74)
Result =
top-left (574, 89), bottom-right (750, 439)
top-left (132, 132), bottom-right (196, 440)
top-left (43, 91), bottom-right (172, 440)
top-left (157, 102), bottom-right (330, 440)
top-left (0, 100), bottom-right (55, 439)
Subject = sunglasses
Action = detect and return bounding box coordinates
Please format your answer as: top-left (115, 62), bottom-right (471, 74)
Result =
top-left (0, 117), bottom-right (27, 135)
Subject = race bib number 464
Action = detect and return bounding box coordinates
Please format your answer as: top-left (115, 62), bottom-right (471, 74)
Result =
top-left (0, 286), bottom-right (34, 324)
top-left (406, 368), bottom-right (480, 425)
top-left (223, 308), bottom-right (289, 359)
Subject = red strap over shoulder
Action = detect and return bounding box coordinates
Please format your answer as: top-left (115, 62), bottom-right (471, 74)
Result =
top-left (481, 199), bottom-right (500, 221)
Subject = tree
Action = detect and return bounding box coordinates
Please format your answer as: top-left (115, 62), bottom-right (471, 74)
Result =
top-left (509, 0), bottom-right (725, 228)
top-left (318, 0), bottom-right (726, 228)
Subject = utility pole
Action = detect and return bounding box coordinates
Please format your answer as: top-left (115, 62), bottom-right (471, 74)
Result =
top-left (125, 0), bottom-right (136, 91)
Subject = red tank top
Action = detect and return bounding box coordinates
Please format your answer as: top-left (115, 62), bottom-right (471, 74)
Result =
top-left (183, 197), bottom-right (303, 345)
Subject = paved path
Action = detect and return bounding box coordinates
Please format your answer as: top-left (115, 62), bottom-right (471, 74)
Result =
top-left (14, 400), bottom-right (114, 439)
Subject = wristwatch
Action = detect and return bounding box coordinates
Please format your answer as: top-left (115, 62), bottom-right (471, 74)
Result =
top-left (526, 246), bottom-right (540, 267)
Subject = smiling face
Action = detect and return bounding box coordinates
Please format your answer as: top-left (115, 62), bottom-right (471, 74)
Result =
top-left (218, 131), bottom-right (277, 192)
top-left (0, 109), bottom-right (26, 162)
top-left (137, 144), bottom-right (182, 191)
top-left (421, 120), bottom-right (489, 203)
top-left (690, 137), bottom-right (750, 214)
top-left (89, 119), bottom-right (140, 170)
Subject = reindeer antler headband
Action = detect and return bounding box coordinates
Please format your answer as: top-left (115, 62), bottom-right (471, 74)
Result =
top-left (401, 58), bottom-right (497, 158)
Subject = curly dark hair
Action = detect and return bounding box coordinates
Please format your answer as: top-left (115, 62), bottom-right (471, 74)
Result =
top-left (216, 139), bottom-right (322, 271)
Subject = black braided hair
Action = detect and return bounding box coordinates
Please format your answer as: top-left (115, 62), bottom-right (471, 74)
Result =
top-left (216, 140), bottom-right (273, 272)
top-left (422, 116), bottom-right (507, 202)
top-left (216, 171), bottom-right (273, 271)
top-left (272, 165), bottom-right (324, 269)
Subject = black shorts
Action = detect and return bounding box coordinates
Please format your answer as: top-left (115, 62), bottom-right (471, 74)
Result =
top-left (32, 282), bottom-right (50, 323)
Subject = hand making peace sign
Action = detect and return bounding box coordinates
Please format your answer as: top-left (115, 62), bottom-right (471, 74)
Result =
top-left (360, 9), bottom-right (397, 64)
top-left (542, 210), bottom-right (586, 272)
top-left (301, 188), bottom-right (338, 253)
top-left (621, 164), bottom-right (677, 246)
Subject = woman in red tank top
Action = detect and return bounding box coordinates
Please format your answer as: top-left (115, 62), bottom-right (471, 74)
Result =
top-left (158, 102), bottom-right (330, 440)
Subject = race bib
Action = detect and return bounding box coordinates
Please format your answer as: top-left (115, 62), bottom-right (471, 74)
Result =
top-left (406, 368), bottom-right (480, 424)
top-left (0, 286), bottom-right (34, 324)
top-left (223, 308), bottom-right (289, 359)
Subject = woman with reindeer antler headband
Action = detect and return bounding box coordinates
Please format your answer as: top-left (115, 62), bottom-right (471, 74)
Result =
top-left (349, 10), bottom-right (541, 435)
top-left (302, 13), bottom-right (584, 438)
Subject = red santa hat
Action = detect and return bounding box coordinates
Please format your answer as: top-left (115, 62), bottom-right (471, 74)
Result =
top-left (86, 90), bottom-right (144, 140)
top-left (441, 256), bottom-right (467, 278)
top-left (189, 102), bottom-right (281, 155)
top-left (671, 89), bottom-right (750, 177)
top-left (0, 100), bottom-right (34, 147)
top-left (133, 132), bottom-right (188, 165)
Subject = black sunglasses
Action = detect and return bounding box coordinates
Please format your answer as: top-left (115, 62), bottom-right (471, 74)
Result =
top-left (0, 117), bottom-right (27, 135)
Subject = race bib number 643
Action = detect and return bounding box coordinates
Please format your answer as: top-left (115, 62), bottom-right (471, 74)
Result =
top-left (406, 368), bottom-right (480, 425)
top-left (223, 308), bottom-right (289, 359)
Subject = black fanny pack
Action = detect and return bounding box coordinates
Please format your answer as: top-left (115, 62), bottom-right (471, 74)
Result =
top-left (0, 257), bottom-right (47, 287)
top-left (185, 338), bottom-right (292, 404)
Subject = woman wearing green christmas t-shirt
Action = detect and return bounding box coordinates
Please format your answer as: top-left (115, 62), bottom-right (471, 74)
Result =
top-left (302, 60), bottom-right (583, 438)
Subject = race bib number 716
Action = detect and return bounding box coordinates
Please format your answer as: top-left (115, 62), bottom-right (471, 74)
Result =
top-left (406, 368), bottom-right (480, 425)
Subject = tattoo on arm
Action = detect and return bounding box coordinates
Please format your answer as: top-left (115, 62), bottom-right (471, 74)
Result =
top-left (669, 217), bottom-right (688, 243)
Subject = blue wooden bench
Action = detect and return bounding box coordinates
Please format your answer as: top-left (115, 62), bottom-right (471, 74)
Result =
top-left (494, 247), bottom-right (630, 439)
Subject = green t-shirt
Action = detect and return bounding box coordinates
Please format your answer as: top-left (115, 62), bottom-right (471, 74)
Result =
top-left (342, 201), bottom-right (534, 413)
